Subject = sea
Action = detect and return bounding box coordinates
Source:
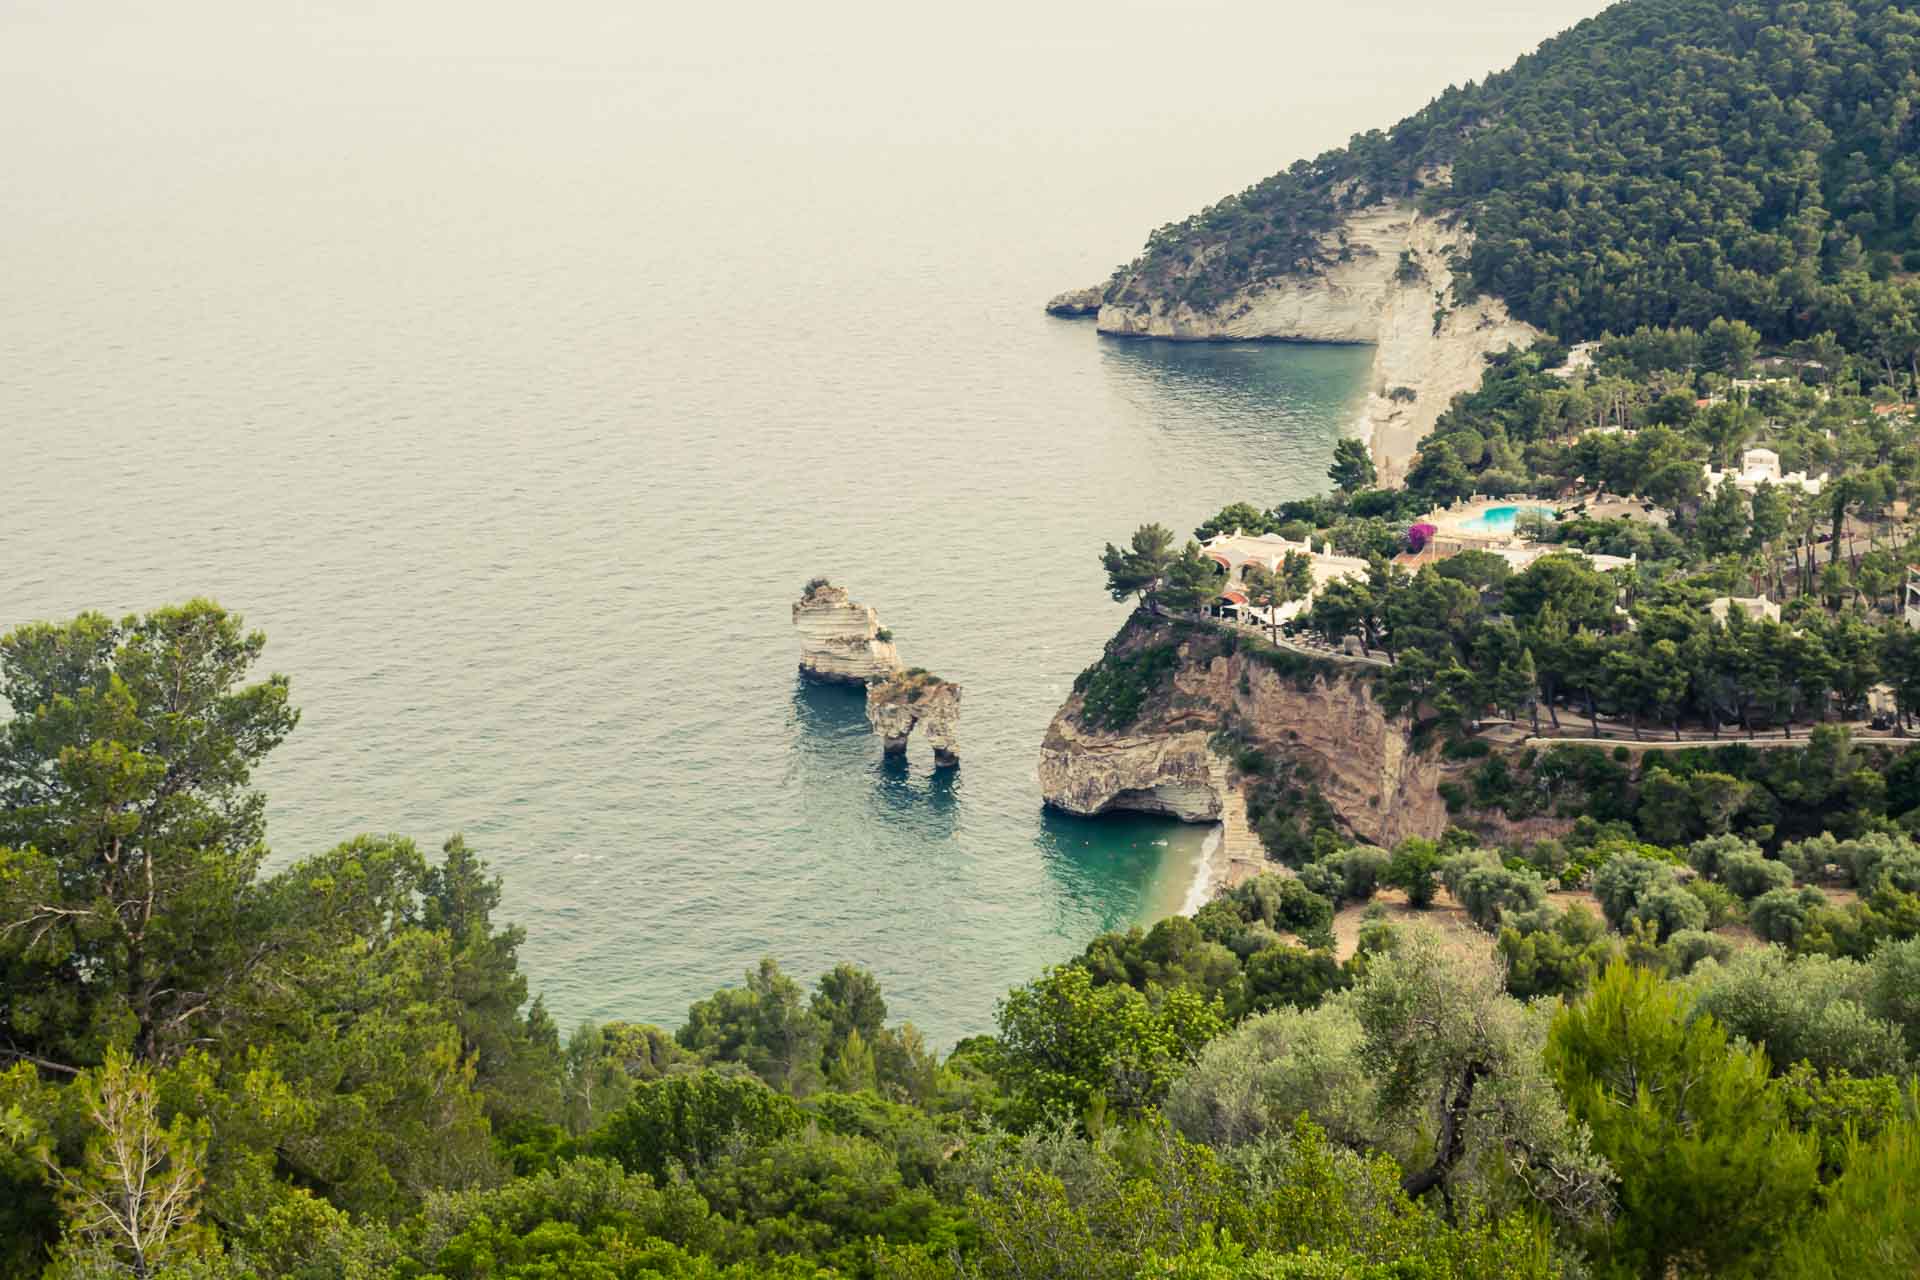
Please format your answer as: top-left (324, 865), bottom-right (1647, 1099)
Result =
top-left (0, 0), bottom-right (1604, 1046)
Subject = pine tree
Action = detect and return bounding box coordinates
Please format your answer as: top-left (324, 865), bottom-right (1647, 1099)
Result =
top-left (1547, 962), bottom-right (1819, 1278)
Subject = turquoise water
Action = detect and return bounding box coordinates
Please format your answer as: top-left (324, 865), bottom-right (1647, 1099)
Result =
top-left (0, 0), bottom-right (1604, 1045)
top-left (1458, 504), bottom-right (1558, 534)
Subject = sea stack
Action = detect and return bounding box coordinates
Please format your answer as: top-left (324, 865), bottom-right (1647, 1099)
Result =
top-left (793, 580), bottom-right (902, 684)
top-left (866, 670), bottom-right (961, 767)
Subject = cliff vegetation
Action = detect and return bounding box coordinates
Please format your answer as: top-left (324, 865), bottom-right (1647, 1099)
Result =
top-left (1109, 0), bottom-right (1920, 348)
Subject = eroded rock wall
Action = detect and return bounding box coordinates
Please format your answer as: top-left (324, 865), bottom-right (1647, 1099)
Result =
top-left (1039, 626), bottom-right (1453, 845)
top-left (793, 584), bottom-right (901, 684)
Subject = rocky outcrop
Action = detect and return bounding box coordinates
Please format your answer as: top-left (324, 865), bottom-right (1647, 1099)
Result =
top-left (1045, 285), bottom-right (1106, 317)
top-left (866, 671), bottom-right (961, 766)
top-left (1096, 204), bottom-right (1414, 343)
top-left (793, 582), bottom-right (901, 685)
top-left (1039, 622), bottom-right (1452, 845)
top-left (1038, 720), bottom-right (1220, 821)
top-left (1092, 203), bottom-right (1537, 484)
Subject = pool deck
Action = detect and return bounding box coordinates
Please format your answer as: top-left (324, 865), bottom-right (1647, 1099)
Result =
top-left (1423, 497), bottom-right (1563, 543)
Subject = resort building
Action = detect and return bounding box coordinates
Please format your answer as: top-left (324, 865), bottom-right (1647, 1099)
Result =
top-left (1702, 448), bottom-right (1825, 496)
top-left (1708, 595), bottom-right (1782, 625)
top-left (1906, 566), bottom-right (1920, 631)
top-left (1200, 521), bottom-right (1635, 630)
top-left (1200, 531), bottom-right (1371, 626)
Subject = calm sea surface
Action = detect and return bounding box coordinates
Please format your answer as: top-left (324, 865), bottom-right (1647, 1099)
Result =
top-left (0, 0), bottom-right (1602, 1044)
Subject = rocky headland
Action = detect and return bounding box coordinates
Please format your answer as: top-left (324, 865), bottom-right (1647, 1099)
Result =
top-left (1039, 616), bottom-right (1569, 866)
top-left (1084, 203), bottom-right (1536, 485)
top-left (792, 581), bottom-right (902, 685)
top-left (866, 670), bottom-right (961, 767)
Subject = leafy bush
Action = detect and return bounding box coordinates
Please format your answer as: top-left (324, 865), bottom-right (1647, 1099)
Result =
top-left (1339, 847), bottom-right (1390, 902)
top-left (1750, 889), bottom-right (1817, 947)
top-left (590, 1072), bottom-right (804, 1183)
top-left (1074, 644), bottom-right (1178, 731)
top-left (1593, 854), bottom-right (1676, 931)
top-left (1220, 874), bottom-right (1335, 938)
top-left (1690, 948), bottom-right (1908, 1079)
top-left (1458, 864), bottom-right (1549, 933)
top-left (1665, 929), bottom-right (1733, 974)
top-left (1687, 834), bottom-right (1761, 881)
top-left (1682, 879), bottom-right (1740, 929)
top-left (1630, 885), bottom-right (1708, 943)
top-left (1722, 853), bottom-right (1794, 902)
top-left (1384, 839), bottom-right (1442, 908)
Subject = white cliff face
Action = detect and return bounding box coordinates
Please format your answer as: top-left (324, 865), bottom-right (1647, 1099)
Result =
top-left (1360, 213), bottom-right (1538, 486)
top-left (792, 584), bottom-right (901, 685)
top-left (1097, 205), bottom-right (1412, 343)
top-left (865, 674), bottom-right (961, 766)
top-left (1095, 203), bottom-right (1537, 482)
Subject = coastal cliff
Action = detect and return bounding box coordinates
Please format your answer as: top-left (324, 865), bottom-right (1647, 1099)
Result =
top-left (1039, 618), bottom-right (1451, 847)
top-left (1092, 204), bottom-right (1536, 483)
top-left (793, 582), bottom-right (901, 685)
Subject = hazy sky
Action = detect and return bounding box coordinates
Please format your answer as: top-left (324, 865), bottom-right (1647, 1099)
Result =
top-left (0, 1), bottom-right (1613, 265)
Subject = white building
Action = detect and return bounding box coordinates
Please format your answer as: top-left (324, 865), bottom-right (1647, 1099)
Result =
top-left (1551, 342), bottom-right (1600, 381)
top-left (1708, 595), bottom-right (1782, 625)
top-left (1703, 448), bottom-right (1825, 497)
top-left (1201, 531), bottom-right (1371, 626)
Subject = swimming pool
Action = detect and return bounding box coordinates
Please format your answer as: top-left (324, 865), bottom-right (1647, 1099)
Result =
top-left (1456, 504), bottom-right (1557, 534)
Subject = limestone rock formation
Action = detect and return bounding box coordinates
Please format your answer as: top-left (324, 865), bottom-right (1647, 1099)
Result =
top-left (866, 670), bottom-right (961, 766)
top-left (1094, 204), bottom-right (1537, 484)
top-left (1039, 619), bottom-right (1537, 846)
top-left (793, 581), bottom-right (901, 685)
top-left (1037, 719), bottom-right (1218, 821)
top-left (1045, 285), bottom-right (1106, 317)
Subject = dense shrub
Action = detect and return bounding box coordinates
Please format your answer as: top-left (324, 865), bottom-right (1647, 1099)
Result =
top-left (1339, 847), bottom-right (1390, 902)
top-left (1723, 853), bottom-right (1794, 903)
top-left (1593, 854), bottom-right (1677, 931)
top-left (591, 1072), bottom-right (804, 1183)
top-left (1630, 885), bottom-right (1709, 943)
top-left (1458, 864), bottom-right (1549, 933)
top-left (1750, 889), bottom-right (1818, 948)
top-left (1074, 644), bottom-right (1179, 731)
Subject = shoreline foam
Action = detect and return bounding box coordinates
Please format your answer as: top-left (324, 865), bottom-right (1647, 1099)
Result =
top-left (1180, 822), bottom-right (1225, 916)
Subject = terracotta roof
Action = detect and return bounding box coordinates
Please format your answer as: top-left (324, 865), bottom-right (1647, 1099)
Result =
top-left (1220, 590), bottom-right (1249, 605)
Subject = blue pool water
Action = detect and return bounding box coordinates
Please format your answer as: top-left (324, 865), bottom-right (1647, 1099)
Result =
top-left (1458, 504), bottom-right (1557, 534)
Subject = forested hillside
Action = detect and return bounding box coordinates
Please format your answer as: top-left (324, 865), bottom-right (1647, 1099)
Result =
top-left (1111, 0), bottom-right (1920, 350)
top-left (8, 601), bottom-right (1920, 1276)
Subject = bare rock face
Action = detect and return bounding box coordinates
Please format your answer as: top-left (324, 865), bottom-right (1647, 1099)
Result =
top-left (793, 582), bottom-right (901, 685)
top-left (1039, 623), bottom-right (1501, 846)
top-left (1037, 718), bottom-right (1219, 821)
top-left (1045, 285), bottom-right (1106, 317)
top-left (866, 672), bottom-right (961, 766)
